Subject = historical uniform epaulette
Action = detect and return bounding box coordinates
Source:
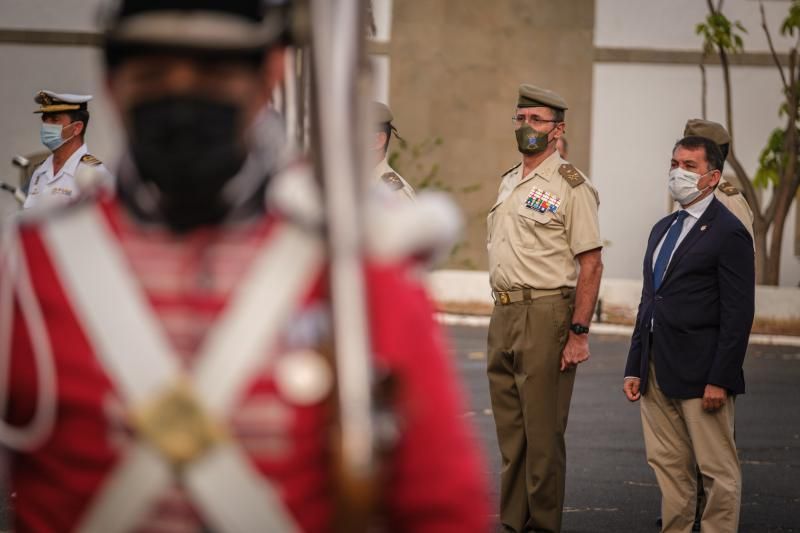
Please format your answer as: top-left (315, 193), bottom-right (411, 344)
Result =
top-left (558, 163), bottom-right (585, 188)
top-left (501, 162), bottom-right (522, 178)
top-left (80, 154), bottom-right (102, 166)
top-left (718, 181), bottom-right (740, 196)
top-left (381, 172), bottom-right (404, 191)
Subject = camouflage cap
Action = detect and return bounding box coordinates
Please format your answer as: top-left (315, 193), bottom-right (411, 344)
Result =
top-left (684, 118), bottom-right (731, 146)
top-left (517, 84), bottom-right (568, 111)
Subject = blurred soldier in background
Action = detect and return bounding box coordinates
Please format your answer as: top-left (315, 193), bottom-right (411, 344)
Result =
top-left (24, 90), bottom-right (112, 209)
top-left (0, 1), bottom-right (489, 531)
top-left (683, 119), bottom-right (753, 238)
top-left (371, 101), bottom-right (415, 201)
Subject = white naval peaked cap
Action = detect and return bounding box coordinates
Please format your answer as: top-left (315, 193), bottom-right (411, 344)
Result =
top-left (34, 90), bottom-right (93, 113)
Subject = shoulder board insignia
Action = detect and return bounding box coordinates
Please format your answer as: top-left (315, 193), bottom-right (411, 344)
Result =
top-left (80, 154), bottom-right (102, 166)
top-left (718, 181), bottom-right (740, 196)
top-left (501, 162), bottom-right (522, 178)
top-left (381, 172), bottom-right (404, 191)
top-left (559, 164), bottom-right (585, 188)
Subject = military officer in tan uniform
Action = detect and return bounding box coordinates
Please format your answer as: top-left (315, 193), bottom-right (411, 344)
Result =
top-left (24, 90), bottom-right (112, 210)
top-left (371, 101), bottom-right (415, 201)
top-left (487, 84), bottom-right (604, 533)
top-left (683, 119), bottom-right (753, 237)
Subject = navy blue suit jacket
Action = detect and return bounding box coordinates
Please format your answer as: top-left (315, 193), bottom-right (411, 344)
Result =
top-left (624, 197), bottom-right (755, 399)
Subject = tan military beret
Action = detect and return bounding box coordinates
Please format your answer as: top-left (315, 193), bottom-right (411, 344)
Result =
top-left (684, 118), bottom-right (731, 146)
top-left (517, 84), bottom-right (568, 110)
top-left (34, 90), bottom-right (92, 113)
top-left (373, 101), bottom-right (394, 124)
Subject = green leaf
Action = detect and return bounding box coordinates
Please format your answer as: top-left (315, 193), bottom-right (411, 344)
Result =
top-left (754, 128), bottom-right (792, 189)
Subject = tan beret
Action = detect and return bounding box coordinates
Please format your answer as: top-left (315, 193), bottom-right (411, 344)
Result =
top-left (517, 84), bottom-right (568, 111)
top-left (684, 118), bottom-right (731, 145)
top-left (372, 101), bottom-right (394, 124)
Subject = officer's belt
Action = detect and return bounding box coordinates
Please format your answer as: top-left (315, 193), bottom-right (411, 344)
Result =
top-left (492, 287), bottom-right (568, 305)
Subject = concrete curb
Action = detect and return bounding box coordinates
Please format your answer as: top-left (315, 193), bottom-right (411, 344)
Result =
top-left (428, 269), bottom-right (800, 344)
top-left (436, 313), bottom-right (800, 347)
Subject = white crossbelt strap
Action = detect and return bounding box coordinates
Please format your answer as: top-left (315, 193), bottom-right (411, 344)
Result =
top-left (42, 205), bottom-right (323, 533)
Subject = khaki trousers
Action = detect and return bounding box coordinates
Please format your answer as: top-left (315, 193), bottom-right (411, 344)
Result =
top-left (641, 361), bottom-right (741, 533)
top-left (487, 291), bottom-right (575, 533)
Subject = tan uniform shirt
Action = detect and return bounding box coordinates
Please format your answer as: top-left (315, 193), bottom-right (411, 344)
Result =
top-left (487, 151), bottom-right (602, 291)
top-left (373, 157), bottom-right (416, 202)
top-left (715, 179), bottom-right (754, 238)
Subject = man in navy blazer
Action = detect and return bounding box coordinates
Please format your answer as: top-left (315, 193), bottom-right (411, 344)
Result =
top-left (623, 136), bottom-right (754, 533)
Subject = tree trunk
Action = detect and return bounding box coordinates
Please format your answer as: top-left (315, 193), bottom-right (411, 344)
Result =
top-left (764, 205), bottom-right (788, 285)
top-left (763, 79), bottom-right (800, 285)
top-left (753, 222), bottom-right (768, 284)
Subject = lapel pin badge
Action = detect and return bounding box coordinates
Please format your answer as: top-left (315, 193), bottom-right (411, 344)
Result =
top-left (700, 225), bottom-right (708, 232)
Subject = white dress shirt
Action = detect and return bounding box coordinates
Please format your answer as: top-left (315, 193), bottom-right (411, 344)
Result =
top-left (652, 192), bottom-right (714, 272)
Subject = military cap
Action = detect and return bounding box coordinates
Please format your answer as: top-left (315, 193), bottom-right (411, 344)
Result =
top-left (33, 90), bottom-right (92, 114)
top-left (373, 101), bottom-right (394, 125)
top-left (684, 118), bottom-right (731, 146)
top-left (102, 0), bottom-right (286, 55)
top-left (517, 84), bottom-right (568, 111)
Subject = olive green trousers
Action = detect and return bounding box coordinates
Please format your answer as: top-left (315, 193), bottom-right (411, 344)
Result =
top-left (487, 290), bottom-right (576, 533)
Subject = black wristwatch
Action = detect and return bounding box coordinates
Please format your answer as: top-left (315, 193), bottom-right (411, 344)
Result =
top-left (569, 323), bottom-right (590, 335)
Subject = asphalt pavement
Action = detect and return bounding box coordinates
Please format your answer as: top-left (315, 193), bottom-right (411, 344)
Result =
top-left (448, 324), bottom-right (800, 533)
top-left (2, 327), bottom-right (798, 532)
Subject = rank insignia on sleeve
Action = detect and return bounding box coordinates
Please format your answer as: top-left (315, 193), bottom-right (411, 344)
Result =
top-left (381, 172), bottom-right (404, 191)
top-left (524, 187), bottom-right (561, 214)
top-left (558, 163), bottom-right (585, 187)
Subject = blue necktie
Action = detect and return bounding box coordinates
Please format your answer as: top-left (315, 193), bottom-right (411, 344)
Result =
top-left (653, 210), bottom-right (688, 291)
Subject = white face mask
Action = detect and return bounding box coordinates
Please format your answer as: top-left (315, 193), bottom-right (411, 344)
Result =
top-left (668, 167), bottom-right (712, 206)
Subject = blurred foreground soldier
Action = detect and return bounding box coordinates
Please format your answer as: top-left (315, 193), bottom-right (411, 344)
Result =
top-left (486, 84), bottom-right (603, 532)
top-left (683, 119), bottom-right (753, 237)
top-left (371, 101), bottom-right (415, 201)
top-left (623, 136), bottom-right (754, 533)
top-left (24, 90), bottom-right (112, 209)
top-left (0, 1), bottom-right (489, 531)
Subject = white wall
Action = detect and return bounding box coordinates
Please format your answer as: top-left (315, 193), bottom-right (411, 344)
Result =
top-left (595, 0), bottom-right (796, 52)
top-left (593, 0), bottom-right (800, 286)
top-left (369, 0), bottom-right (393, 105)
top-left (0, 0), bottom-right (106, 31)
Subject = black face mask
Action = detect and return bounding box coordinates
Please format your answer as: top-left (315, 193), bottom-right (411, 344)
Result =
top-left (128, 96), bottom-right (249, 232)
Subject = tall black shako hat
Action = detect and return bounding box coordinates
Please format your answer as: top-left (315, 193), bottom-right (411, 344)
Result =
top-left (101, 0), bottom-right (289, 66)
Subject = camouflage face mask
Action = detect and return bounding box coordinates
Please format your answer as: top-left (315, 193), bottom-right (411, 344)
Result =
top-left (515, 123), bottom-right (553, 156)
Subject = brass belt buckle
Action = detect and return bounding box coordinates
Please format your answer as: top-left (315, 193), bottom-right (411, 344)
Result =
top-left (499, 292), bottom-right (510, 305)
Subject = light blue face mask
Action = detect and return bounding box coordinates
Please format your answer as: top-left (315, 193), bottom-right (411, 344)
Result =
top-left (40, 122), bottom-right (75, 151)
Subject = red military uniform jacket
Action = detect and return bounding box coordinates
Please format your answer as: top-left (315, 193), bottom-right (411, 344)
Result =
top-left (2, 192), bottom-right (490, 532)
